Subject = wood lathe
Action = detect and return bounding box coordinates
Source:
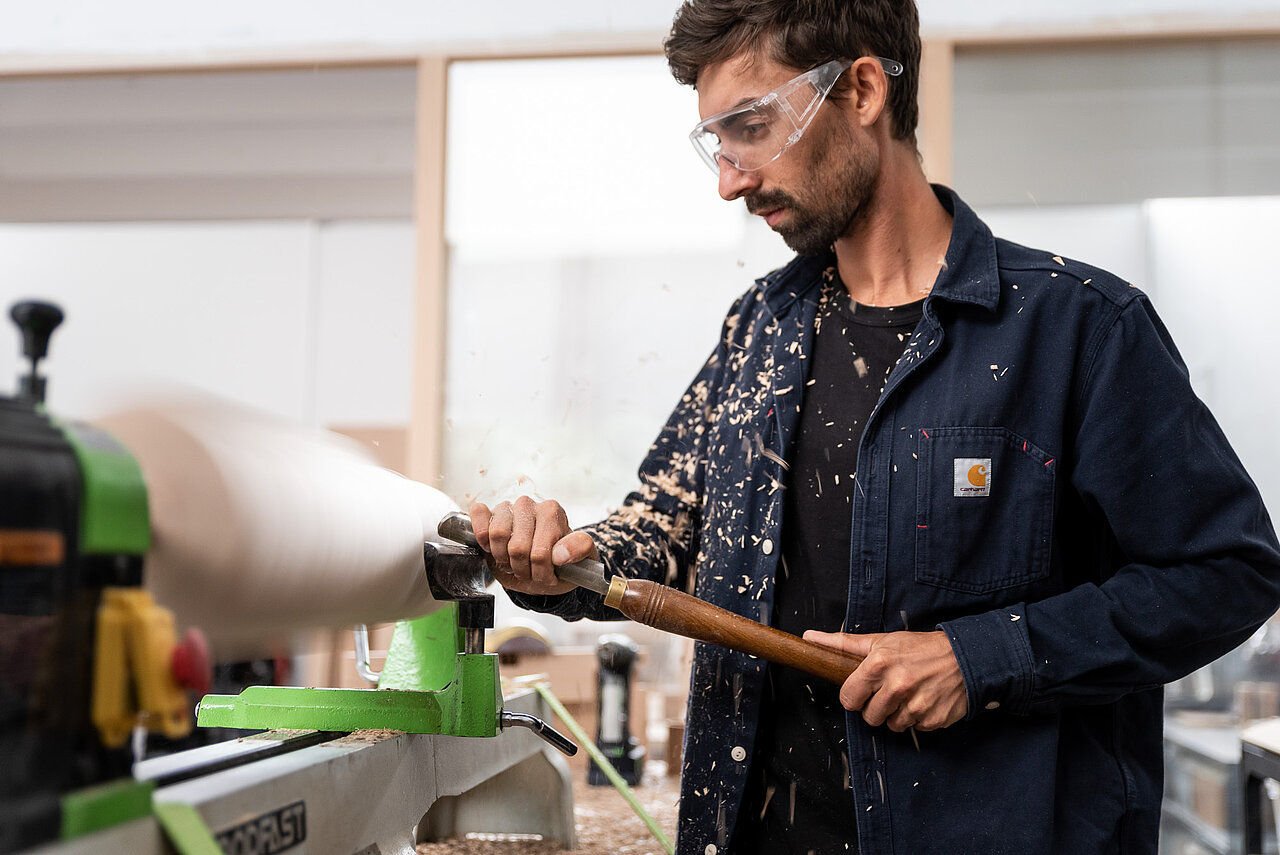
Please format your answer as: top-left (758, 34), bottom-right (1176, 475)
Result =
top-left (0, 301), bottom-right (577, 855)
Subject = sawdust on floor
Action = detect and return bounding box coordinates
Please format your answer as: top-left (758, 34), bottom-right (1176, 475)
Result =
top-left (415, 764), bottom-right (680, 855)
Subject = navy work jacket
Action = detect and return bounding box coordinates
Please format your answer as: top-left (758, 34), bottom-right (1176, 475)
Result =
top-left (512, 187), bottom-right (1280, 854)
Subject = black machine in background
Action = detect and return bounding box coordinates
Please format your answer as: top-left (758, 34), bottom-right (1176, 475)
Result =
top-left (589, 633), bottom-right (645, 786)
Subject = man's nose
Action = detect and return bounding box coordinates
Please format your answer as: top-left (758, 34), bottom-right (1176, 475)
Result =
top-left (717, 159), bottom-right (761, 201)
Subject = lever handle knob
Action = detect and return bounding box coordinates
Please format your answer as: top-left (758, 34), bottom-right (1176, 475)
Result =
top-left (500, 710), bottom-right (579, 756)
top-left (10, 300), bottom-right (65, 403)
top-left (11, 301), bottom-right (64, 361)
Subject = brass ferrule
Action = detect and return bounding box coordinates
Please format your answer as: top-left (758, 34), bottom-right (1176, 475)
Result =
top-left (604, 576), bottom-right (628, 609)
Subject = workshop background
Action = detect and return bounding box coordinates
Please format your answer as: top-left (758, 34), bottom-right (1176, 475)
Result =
top-left (3, 1), bottom-right (1280, 854)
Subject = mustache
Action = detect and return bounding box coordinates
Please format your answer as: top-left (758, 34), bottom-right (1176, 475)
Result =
top-left (746, 190), bottom-right (798, 215)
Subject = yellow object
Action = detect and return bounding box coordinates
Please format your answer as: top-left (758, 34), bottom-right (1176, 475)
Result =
top-left (92, 588), bottom-right (191, 747)
top-left (485, 618), bottom-right (552, 654)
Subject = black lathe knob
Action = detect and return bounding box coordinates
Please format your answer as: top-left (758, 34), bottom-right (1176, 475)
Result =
top-left (10, 300), bottom-right (65, 404)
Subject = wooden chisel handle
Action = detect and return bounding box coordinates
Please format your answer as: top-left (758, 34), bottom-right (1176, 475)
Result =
top-left (605, 577), bottom-right (863, 686)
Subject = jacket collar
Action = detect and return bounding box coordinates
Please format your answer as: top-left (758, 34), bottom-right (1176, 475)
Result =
top-left (929, 184), bottom-right (1000, 312)
top-left (757, 185), bottom-right (1001, 316)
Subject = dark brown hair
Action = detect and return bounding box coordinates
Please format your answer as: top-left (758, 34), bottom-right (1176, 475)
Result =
top-left (664, 0), bottom-right (921, 143)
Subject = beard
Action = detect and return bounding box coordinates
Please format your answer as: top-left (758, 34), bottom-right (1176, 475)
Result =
top-left (746, 128), bottom-right (879, 256)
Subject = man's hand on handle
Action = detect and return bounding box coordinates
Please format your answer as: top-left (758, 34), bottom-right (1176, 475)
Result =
top-left (469, 497), bottom-right (598, 597)
top-left (804, 629), bottom-right (969, 732)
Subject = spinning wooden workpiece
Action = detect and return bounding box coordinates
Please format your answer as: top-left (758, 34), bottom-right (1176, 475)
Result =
top-left (98, 398), bottom-right (457, 657)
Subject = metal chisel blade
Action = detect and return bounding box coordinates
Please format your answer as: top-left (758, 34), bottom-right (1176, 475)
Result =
top-left (550, 557), bottom-right (610, 596)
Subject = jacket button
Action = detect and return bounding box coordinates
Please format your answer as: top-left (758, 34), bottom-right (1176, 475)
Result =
top-left (985, 701), bottom-right (1001, 710)
top-left (731, 745), bottom-right (746, 762)
top-left (761, 539), bottom-right (774, 555)
top-left (705, 846), bottom-right (718, 855)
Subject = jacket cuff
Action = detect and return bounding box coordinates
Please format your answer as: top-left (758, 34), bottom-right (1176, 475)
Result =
top-left (503, 586), bottom-right (599, 621)
top-left (938, 603), bottom-right (1035, 717)
top-left (502, 548), bottom-right (621, 621)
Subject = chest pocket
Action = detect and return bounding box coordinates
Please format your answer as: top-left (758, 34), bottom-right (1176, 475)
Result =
top-left (915, 427), bottom-right (1056, 594)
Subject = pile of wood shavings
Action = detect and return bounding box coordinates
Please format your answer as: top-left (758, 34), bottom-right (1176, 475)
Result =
top-left (328, 729), bottom-right (404, 746)
top-left (416, 767), bottom-right (680, 855)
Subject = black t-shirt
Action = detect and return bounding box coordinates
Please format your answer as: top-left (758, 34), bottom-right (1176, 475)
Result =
top-left (730, 290), bottom-right (923, 855)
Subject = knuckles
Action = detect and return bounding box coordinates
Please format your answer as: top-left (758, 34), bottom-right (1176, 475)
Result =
top-left (859, 652), bottom-right (892, 680)
top-left (488, 503), bottom-right (514, 537)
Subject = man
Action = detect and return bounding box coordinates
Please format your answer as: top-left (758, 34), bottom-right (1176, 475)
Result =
top-left (471, 1), bottom-right (1280, 852)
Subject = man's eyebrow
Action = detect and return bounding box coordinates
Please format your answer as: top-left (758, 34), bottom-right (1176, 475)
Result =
top-left (705, 94), bottom-right (760, 120)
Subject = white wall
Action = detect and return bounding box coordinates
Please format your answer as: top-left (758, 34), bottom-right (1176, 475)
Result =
top-left (442, 55), bottom-right (798, 517)
top-left (1144, 196), bottom-right (1280, 516)
top-left (2, 0), bottom-right (1279, 65)
top-left (0, 220), bottom-right (415, 427)
top-left (445, 57), bottom-right (735, 261)
top-left (313, 221), bottom-right (416, 427)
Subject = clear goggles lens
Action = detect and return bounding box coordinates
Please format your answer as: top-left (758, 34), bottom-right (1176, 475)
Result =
top-left (689, 57), bottom-right (903, 175)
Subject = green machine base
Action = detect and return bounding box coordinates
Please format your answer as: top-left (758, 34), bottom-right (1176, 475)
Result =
top-left (196, 606), bottom-right (502, 737)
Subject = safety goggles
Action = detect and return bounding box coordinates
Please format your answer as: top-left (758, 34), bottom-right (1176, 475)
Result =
top-left (689, 57), bottom-right (903, 175)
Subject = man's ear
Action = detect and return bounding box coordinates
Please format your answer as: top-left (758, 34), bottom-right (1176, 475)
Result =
top-left (847, 56), bottom-right (890, 129)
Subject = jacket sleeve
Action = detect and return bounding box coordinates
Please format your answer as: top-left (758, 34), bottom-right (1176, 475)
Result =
top-left (942, 295), bottom-right (1280, 716)
top-left (504, 296), bottom-right (746, 622)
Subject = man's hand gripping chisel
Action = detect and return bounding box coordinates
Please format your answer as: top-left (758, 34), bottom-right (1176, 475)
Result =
top-left (438, 512), bottom-right (864, 686)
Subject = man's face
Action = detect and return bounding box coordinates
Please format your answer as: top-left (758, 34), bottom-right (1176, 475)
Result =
top-left (696, 54), bottom-right (879, 255)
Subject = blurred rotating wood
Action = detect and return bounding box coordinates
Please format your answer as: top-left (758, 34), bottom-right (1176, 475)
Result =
top-left (97, 395), bottom-right (456, 657)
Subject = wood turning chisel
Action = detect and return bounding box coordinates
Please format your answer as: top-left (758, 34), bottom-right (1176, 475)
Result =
top-left (437, 512), bottom-right (863, 685)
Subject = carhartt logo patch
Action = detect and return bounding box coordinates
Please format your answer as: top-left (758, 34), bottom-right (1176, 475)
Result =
top-left (954, 458), bottom-right (992, 497)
